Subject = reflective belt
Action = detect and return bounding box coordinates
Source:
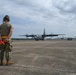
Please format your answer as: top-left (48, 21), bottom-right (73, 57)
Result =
top-left (1, 36), bottom-right (8, 38)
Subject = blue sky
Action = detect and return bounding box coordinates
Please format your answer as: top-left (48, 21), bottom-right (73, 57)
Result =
top-left (0, 0), bottom-right (76, 38)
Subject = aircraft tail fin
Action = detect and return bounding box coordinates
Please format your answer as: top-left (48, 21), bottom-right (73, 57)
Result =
top-left (43, 29), bottom-right (45, 36)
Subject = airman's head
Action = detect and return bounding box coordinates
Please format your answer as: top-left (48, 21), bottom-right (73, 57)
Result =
top-left (3, 15), bottom-right (10, 22)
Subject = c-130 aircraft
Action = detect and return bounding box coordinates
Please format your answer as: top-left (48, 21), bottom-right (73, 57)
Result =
top-left (19, 29), bottom-right (65, 41)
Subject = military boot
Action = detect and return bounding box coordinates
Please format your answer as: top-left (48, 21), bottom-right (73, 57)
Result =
top-left (0, 59), bottom-right (4, 65)
top-left (6, 59), bottom-right (9, 65)
top-left (6, 59), bottom-right (13, 65)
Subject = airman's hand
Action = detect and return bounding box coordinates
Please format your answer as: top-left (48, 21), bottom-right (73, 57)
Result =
top-left (4, 39), bottom-right (9, 42)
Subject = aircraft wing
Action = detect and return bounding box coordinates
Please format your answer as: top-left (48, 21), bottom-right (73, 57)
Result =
top-left (19, 34), bottom-right (36, 37)
top-left (43, 34), bottom-right (65, 37)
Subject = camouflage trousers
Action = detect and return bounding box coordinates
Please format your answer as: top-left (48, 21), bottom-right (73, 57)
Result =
top-left (0, 41), bottom-right (12, 60)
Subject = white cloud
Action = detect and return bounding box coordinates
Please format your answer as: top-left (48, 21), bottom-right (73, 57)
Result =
top-left (0, 0), bottom-right (76, 37)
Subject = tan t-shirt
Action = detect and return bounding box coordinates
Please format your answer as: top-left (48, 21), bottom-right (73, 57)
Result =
top-left (0, 23), bottom-right (12, 36)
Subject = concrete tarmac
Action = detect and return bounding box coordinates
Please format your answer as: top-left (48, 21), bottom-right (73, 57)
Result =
top-left (0, 40), bottom-right (76, 75)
